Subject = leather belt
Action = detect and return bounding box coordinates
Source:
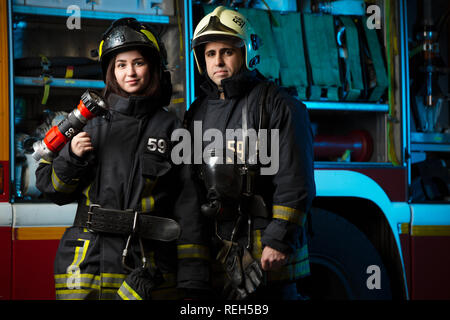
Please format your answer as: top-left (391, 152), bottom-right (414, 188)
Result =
top-left (73, 204), bottom-right (180, 242)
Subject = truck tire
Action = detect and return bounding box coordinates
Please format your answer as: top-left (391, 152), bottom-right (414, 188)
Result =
top-left (297, 207), bottom-right (392, 300)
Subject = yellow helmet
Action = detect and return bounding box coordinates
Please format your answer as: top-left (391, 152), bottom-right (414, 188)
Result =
top-left (191, 6), bottom-right (261, 74)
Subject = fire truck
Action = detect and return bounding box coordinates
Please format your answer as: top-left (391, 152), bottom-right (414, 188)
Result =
top-left (0, 0), bottom-right (449, 300)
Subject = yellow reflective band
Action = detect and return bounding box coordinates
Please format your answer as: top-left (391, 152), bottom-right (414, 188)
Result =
top-left (118, 281), bottom-right (142, 300)
top-left (101, 288), bottom-right (119, 295)
top-left (54, 272), bottom-right (126, 299)
top-left (272, 205), bottom-right (306, 226)
top-left (98, 40), bottom-right (104, 58)
top-left (69, 239), bottom-right (89, 268)
top-left (55, 281), bottom-right (100, 290)
top-left (101, 282), bottom-right (122, 289)
top-left (177, 244), bottom-right (209, 260)
top-left (141, 178), bottom-right (157, 211)
top-left (39, 159), bottom-right (52, 165)
top-left (55, 289), bottom-right (94, 299)
top-left (56, 289), bottom-right (92, 295)
top-left (54, 274), bottom-right (100, 282)
top-left (117, 288), bottom-right (128, 300)
top-left (101, 273), bottom-right (127, 279)
top-left (54, 273), bottom-right (99, 280)
top-left (100, 273), bottom-right (127, 288)
top-left (141, 196), bottom-right (155, 212)
top-left (82, 184), bottom-right (92, 206)
top-left (51, 167), bottom-right (79, 193)
top-left (140, 29), bottom-right (160, 51)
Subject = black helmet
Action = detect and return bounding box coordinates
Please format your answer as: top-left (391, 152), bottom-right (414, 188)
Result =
top-left (97, 18), bottom-right (172, 105)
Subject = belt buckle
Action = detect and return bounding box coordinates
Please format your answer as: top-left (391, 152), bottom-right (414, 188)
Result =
top-left (87, 204), bottom-right (100, 232)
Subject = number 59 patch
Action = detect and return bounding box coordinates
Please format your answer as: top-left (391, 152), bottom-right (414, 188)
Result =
top-left (146, 137), bottom-right (168, 155)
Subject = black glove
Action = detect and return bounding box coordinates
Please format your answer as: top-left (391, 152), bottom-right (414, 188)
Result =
top-left (217, 240), bottom-right (264, 300)
top-left (116, 266), bottom-right (163, 300)
top-left (241, 247), bottom-right (264, 294)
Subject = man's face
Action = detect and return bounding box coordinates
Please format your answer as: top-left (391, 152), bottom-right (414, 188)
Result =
top-left (204, 41), bottom-right (244, 87)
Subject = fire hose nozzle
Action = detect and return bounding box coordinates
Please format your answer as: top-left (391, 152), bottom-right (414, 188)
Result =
top-left (32, 90), bottom-right (108, 162)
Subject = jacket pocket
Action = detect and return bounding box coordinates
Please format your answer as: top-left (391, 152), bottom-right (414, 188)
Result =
top-left (140, 152), bottom-right (172, 178)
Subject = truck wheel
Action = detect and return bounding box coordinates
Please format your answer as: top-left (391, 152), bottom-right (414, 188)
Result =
top-left (297, 208), bottom-right (392, 300)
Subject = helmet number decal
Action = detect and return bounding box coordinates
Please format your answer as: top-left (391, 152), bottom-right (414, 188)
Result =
top-left (147, 137), bottom-right (167, 155)
top-left (232, 16), bottom-right (246, 28)
top-left (113, 34), bottom-right (126, 44)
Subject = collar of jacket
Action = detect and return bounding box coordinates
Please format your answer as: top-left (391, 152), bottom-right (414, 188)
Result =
top-left (200, 69), bottom-right (265, 99)
top-left (106, 93), bottom-right (163, 117)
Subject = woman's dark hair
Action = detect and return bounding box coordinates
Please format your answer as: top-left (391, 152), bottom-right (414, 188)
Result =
top-left (102, 48), bottom-right (162, 99)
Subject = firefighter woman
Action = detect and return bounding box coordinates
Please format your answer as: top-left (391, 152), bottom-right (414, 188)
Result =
top-left (185, 7), bottom-right (316, 299)
top-left (36, 18), bottom-right (209, 300)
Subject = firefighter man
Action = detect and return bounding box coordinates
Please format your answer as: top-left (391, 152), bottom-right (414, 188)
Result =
top-left (185, 6), bottom-right (316, 300)
top-left (36, 18), bottom-right (209, 300)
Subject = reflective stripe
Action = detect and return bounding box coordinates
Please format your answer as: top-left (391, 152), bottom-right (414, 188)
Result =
top-left (70, 238), bottom-right (89, 267)
top-left (101, 273), bottom-right (127, 279)
top-left (101, 273), bottom-right (127, 289)
top-left (55, 275), bottom-right (100, 290)
top-left (55, 274), bottom-right (101, 290)
top-left (55, 289), bottom-right (95, 300)
top-left (54, 239), bottom-right (91, 296)
top-left (39, 159), bottom-right (52, 164)
top-left (51, 167), bottom-right (79, 193)
top-left (272, 205), bottom-right (306, 226)
top-left (177, 244), bottom-right (210, 260)
top-left (117, 281), bottom-right (142, 300)
top-left (82, 184), bottom-right (91, 206)
top-left (54, 273), bottom-right (99, 281)
top-left (141, 196), bottom-right (155, 212)
top-left (140, 178), bottom-right (157, 212)
top-left (55, 273), bottom-right (126, 300)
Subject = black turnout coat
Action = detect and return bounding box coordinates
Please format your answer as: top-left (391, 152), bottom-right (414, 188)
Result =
top-left (36, 93), bottom-right (209, 299)
top-left (185, 69), bottom-right (316, 283)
